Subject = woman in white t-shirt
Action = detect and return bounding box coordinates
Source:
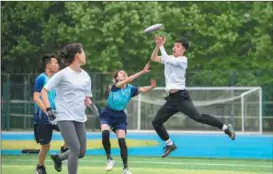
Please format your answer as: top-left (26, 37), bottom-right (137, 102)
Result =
top-left (41, 43), bottom-right (93, 174)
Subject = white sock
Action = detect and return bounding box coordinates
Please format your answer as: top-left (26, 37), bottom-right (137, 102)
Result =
top-left (222, 124), bottom-right (228, 131)
top-left (165, 139), bottom-right (173, 145)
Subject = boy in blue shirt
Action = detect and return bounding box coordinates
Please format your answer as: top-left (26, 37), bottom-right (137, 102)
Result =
top-left (100, 62), bottom-right (156, 174)
top-left (33, 54), bottom-right (68, 174)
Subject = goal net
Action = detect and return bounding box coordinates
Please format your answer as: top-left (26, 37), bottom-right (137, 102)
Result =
top-left (127, 87), bottom-right (262, 134)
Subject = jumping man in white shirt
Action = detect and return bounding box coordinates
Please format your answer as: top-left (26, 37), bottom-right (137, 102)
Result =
top-left (41, 43), bottom-right (93, 174)
top-left (150, 36), bottom-right (236, 158)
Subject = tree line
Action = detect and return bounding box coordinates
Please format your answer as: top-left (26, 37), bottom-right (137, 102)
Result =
top-left (1, 2), bottom-right (273, 90)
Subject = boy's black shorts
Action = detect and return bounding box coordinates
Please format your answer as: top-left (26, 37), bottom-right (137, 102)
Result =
top-left (34, 124), bottom-right (60, 145)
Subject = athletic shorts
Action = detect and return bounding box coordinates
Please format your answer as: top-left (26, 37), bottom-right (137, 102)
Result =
top-left (34, 124), bottom-right (60, 145)
top-left (99, 107), bottom-right (127, 132)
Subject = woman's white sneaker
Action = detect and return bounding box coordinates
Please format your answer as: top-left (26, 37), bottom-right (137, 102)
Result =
top-left (106, 159), bottom-right (115, 171)
top-left (122, 168), bottom-right (133, 174)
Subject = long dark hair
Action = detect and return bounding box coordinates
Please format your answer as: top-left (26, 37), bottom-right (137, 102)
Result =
top-left (58, 43), bottom-right (83, 66)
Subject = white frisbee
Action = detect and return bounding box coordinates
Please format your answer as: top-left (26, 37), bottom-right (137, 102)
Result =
top-left (144, 23), bottom-right (163, 33)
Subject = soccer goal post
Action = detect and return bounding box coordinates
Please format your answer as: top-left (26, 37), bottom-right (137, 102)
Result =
top-left (127, 87), bottom-right (262, 134)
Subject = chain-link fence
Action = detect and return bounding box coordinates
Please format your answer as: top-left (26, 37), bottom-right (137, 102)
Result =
top-left (1, 72), bottom-right (273, 132)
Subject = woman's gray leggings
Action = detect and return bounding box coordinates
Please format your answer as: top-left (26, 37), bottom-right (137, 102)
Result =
top-left (58, 121), bottom-right (86, 174)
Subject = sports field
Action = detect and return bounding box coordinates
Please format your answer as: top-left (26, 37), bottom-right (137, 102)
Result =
top-left (1, 154), bottom-right (272, 174)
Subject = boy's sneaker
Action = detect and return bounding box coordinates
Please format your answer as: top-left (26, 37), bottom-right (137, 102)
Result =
top-left (50, 154), bottom-right (62, 172)
top-left (36, 164), bottom-right (47, 174)
top-left (60, 146), bottom-right (69, 153)
top-left (161, 144), bottom-right (177, 158)
top-left (224, 124), bottom-right (236, 140)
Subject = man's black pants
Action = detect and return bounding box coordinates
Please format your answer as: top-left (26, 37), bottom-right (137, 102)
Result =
top-left (152, 90), bottom-right (224, 141)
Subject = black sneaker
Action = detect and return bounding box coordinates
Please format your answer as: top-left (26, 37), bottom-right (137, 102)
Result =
top-left (36, 164), bottom-right (47, 174)
top-left (225, 124), bottom-right (236, 140)
top-left (50, 154), bottom-right (62, 172)
top-left (60, 146), bottom-right (69, 153)
top-left (161, 144), bottom-right (177, 158)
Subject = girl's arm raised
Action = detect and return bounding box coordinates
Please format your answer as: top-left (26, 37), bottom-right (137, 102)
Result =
top-left (138, 79), bottom-right (156, 93)
top-left (115, 62), bottom-right (151, 88)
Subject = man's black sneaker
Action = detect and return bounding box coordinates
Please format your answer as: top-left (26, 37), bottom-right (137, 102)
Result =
top-left (50, 154), bottom-right (62, 172)
top-left (161, 144), bottom-right (177, 158)
top-left (60, 146), bottom-right (69, 153)
top-left (36, 164), bottom-right (47, 174)
top-left (225, 124), bottom-right (236, 140)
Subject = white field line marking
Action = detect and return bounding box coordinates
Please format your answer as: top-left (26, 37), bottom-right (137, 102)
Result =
top-left (2, 159), bottom-right (272, 168)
